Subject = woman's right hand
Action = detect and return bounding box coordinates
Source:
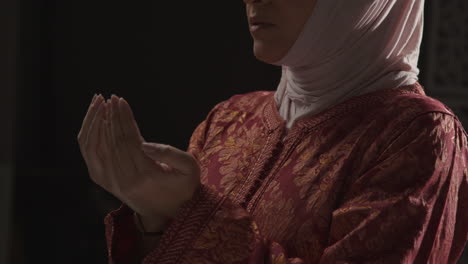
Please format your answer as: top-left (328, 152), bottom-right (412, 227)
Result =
top-left (77, 94), bottom-right (111, 191)
top-left (77, 94), bottom-right (134, 204)
top-left (77, 94), bottom-right (202, 230)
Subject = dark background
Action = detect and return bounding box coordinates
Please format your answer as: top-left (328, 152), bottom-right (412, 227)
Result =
top-left (1, 0), bottom-right (466, 263)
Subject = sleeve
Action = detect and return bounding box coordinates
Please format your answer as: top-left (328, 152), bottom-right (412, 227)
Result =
top-left (105, 111), bottom-right (468, 264)
top-left (102, 100), bottom-right (229, 263)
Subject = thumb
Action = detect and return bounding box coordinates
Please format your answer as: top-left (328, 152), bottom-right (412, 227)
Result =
top-left (141, 142), bottom-right (199, 175)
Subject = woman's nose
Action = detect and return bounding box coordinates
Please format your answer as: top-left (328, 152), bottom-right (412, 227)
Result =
top-left (243, 0), bottom-right (272, 5)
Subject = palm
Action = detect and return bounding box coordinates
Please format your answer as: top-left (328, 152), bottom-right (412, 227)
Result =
top-left (78, 94), bottom-right (201, 220)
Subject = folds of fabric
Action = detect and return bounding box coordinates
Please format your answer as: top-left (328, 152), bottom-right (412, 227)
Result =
top-left (104, 83), bottom-right (468, 264)
top-left (273, 0), bottom-right (425, 129)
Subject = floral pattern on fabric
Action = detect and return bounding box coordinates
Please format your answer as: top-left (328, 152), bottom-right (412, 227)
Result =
top-left (105, 83), bottom-right (468, 264)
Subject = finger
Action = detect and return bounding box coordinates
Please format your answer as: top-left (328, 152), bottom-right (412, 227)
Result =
top-left (158, 162), bottom-right (175, 173)
top-left (104, 101), bottom-right (122, 178)
top-left (98, 102), bottom-right (120, 191)
top-left (105, 99), bottom-right (129, 190)
top-left (84, 95), bottom-right (105, 146)
top-left (78, 94), bottom-right (96, 141)
top-left (110, 95), bottom-right (139, 179)
top-left (79, 95), bottom-right (104, 145)
top-left (118, 97), bottom-right (145, 144)
top-left (116, 97), bottom-right (154, 171)
top-left (102, 98), bottom-right (109, 122)
top-left (99, 102), bottom-right (111, 159)
top-left (84, 102), bottom-right (106, 183)
top-left (141, 142), bottom-right (199, 176)
top-left (92, 118), bottom-right (107, 186)
top-left (87, 101), bottom-right (105, 153)
top-left (113, 96), bottom-right (166, 178)
top-left (78, 94), bottom-right (98, 138)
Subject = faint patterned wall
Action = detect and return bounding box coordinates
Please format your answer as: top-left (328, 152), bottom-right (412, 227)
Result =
top-left (424, 0), bottom-right (468, 127)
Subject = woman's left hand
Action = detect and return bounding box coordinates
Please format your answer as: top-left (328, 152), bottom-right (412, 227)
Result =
top-left (81, 94), bottom-right (201, 231)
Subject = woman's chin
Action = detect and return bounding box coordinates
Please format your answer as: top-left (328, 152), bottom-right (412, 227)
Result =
top-left (252, 42), bottom-right (285, 65)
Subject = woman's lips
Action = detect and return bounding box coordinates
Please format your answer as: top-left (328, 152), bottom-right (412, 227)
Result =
top-left (250, 23), bottom-right (275, 32)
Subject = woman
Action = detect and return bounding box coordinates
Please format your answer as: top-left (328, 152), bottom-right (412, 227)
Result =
top-left (78, 0), bottom-right (468, 263)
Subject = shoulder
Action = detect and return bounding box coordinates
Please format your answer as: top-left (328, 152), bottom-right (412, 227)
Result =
top-left (363, 87), bottom-right (460, 137)
top-left (205, 90), bottom-right (273, 123)
top-left (371, 91), bottom-right (468, 161)
top-left (349, 90), bottom-right (468, 181)
top-left (214, 90), bottom-right (273, 112)
top-left (345, 86), bottom-right (466, 170)
top-left (378, 89), bottom-right (456, 120)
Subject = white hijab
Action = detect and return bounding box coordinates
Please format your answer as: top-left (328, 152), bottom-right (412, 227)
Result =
top-left (273, 0), bottom-right (425, 129)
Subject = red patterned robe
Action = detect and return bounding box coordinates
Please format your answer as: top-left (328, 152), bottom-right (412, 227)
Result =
top-left (104, 83), bottom-right (468, 264)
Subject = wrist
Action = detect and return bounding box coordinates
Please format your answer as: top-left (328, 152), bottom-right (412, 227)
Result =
top-left (134, 212), bottom-right (170, 234)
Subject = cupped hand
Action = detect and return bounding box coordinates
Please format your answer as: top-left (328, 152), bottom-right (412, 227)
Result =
top-left (77, 94), bottom-right (201, 224)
